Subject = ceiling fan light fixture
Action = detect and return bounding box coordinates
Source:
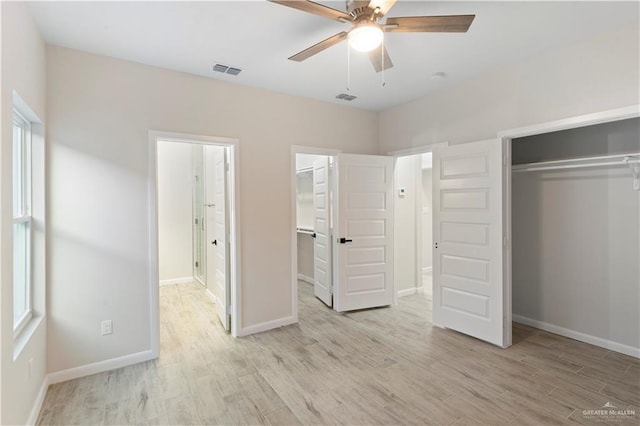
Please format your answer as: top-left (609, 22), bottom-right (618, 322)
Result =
top-left (348, 23), bottom-right (383, 52)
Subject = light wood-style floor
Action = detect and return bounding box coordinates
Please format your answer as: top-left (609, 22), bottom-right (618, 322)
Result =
top-left (37, 281), bottom-right (639, 425)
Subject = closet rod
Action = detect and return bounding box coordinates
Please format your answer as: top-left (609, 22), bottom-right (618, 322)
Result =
top-left (512, 153), bottom-right (640, 173)
top-left (296, 167), bottom-right (313, 174)
top-left (296, 227), bottom-right (315, 235)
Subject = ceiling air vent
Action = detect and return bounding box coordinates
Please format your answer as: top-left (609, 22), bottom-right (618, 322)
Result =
top-left (336, 93), bottom-right (357, 101)
top-left (212, 63), bottom-right (242, 76)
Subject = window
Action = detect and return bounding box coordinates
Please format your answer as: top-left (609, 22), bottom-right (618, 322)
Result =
top-left (13, 109), bottom-right (32, 337)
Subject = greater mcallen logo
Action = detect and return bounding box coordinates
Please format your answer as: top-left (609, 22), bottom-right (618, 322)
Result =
top-left (582, 402), bottom-right (636, 421)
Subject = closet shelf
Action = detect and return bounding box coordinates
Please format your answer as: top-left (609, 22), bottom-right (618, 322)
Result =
top-left (512, 153), bottom-right (640, 190)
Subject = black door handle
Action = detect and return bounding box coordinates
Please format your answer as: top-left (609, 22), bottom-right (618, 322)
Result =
top-left (312, 232), bottom-right (316, 239)
top-left (212, 240), bottom-right (217, 246)
top-left (339, 238), bottom-right (353, 244)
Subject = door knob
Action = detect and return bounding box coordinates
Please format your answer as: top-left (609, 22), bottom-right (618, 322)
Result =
top-left (212, 240), bottom-right (218, 246)
top-left (339, 238), bottom-right (353, 244)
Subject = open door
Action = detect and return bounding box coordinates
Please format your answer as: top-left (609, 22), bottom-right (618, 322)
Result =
top-left (313, 157), bottom-right (332, 307)
top-left (212, 146), bottom-right (230, 331)
top-left (334, 154), bottom-right (394, 312)
top-left (432, 139), bottom-right (509, 347)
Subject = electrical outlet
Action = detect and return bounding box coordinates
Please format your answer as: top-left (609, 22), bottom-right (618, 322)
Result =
top-left (101, 320), bottom-right (113, 336)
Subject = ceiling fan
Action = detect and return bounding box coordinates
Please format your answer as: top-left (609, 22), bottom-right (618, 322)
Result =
top-left (269, 0), bottom-right (475, 72)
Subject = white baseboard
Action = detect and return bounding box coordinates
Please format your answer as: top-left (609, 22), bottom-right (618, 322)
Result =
top-left (513, 314), bottom-right (640, 359)
top-left (205, 288), bottom-right (217, 304)
top-left (397, 286), bottom-right (425, 298)
top-left (239, 315), bottom-right (296, 337)
top-left (159, 276), bottom-right (193, 286)
top-left (48, 350), bottom-right (157, 385)
top-left (297, 273), bottom-right (313, 285)
top-left (26, 376), bottom-right (50, 426)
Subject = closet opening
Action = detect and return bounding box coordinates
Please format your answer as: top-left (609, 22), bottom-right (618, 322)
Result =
top-left (509, 117), bottom-right (640, 357)
top-left (149, 131), bottom-right (241, 355)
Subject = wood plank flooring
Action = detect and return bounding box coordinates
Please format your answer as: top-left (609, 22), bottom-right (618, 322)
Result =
top-left (37, 282), bottom-right (639, 425)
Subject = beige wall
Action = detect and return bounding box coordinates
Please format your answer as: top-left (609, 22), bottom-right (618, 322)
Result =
top-left (1, 2), bottom-right (48, 424)
top-left (378, 23), bottom-right (640, 153)
top-left (421, 168), bottom-right (433, 272)
top-left (46, 46), bottom-right (378, 373)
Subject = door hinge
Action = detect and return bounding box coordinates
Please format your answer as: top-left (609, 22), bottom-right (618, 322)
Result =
top-left (195, 261), bottom-right (199, 268)
top-left (194, 218), bottom-right (199, 225)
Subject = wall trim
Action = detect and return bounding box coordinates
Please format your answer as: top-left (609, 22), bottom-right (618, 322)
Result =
top-left (297, 273), bottom-right (313, 285)
top-left (513, 314), bottom-right (640, 359)
top-left (397, 287), bottom-right (425, 298)
top-left (205, 288), bottom-right (217, 304)
top-left (26, 376), bottom-right (50, 426)
top-left (48, 350), bottom-right (156, 385)
top-left (159, 276), bottom-right (193, 286)
top-left (238, 315), bottom-right (296, 337)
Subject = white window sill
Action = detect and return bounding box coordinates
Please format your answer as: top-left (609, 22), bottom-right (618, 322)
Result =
top-left (13, 315), bottom-right (44, 361)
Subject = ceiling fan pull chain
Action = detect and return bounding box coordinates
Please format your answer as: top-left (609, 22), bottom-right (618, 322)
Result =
top-left (347, 42), bottom-right (351, 92)
top-left (381, 39), bottom-right (386, 87)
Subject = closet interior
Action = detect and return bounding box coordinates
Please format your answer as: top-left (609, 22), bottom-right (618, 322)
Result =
top-left (295, 153), bottom-right (333, 308)
top-left (511, 117), bottom-right (640, 355)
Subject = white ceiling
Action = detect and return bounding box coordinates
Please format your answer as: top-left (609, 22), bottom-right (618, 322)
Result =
top-left (29, 1), bottom-right (639, 111)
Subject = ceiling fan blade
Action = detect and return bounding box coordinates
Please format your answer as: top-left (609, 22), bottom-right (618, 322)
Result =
top-left (368, 0), bottom-right (397, 17)
top-left (270, 1), bottom-right (351, 22)
top-left (289, 31), bottom-right (348, 62)
top-left (369, 44), bottom-right (394, 73)
top-left (385, 15), bottom-right (475, 32)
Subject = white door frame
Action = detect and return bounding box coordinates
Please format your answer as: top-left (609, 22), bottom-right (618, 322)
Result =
top-left (149, 130), bottom-right (242, 353)
top-left (290, 146), bottom-right (340, 322)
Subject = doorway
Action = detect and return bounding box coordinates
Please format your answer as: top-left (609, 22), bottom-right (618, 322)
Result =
top-left (291, 147), bottom-right (395, 320)
top-left (149, 131), bottom-right (241, 353)
top-left (393, 152), bottom-right (434, 301)
top-left (295, 152), bottom-right (334, 313)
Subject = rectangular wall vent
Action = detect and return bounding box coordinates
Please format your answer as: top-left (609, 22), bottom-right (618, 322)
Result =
top-left (213, 63), bottom-right (242, 76)
top-left (336, 93), bottom-right (357, 101)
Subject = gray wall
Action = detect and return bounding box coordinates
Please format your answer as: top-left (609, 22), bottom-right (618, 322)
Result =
top-left (512, 121), bottom-right (640, 351)
top-left (513, 118), bottom-right (639, 164)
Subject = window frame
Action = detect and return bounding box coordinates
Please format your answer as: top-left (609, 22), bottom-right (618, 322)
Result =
top-left (12, 108), bottom-right (33, 339)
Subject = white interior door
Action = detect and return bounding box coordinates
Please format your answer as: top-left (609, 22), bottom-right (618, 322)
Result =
top-left (334, 154), bottom-right (394, 312)
top-left (432, 139), bottom-right (509, 347)
top-left (313, 157), bottom-right (332, 307)
top-left (212, 146), bottom-right (230, 331)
